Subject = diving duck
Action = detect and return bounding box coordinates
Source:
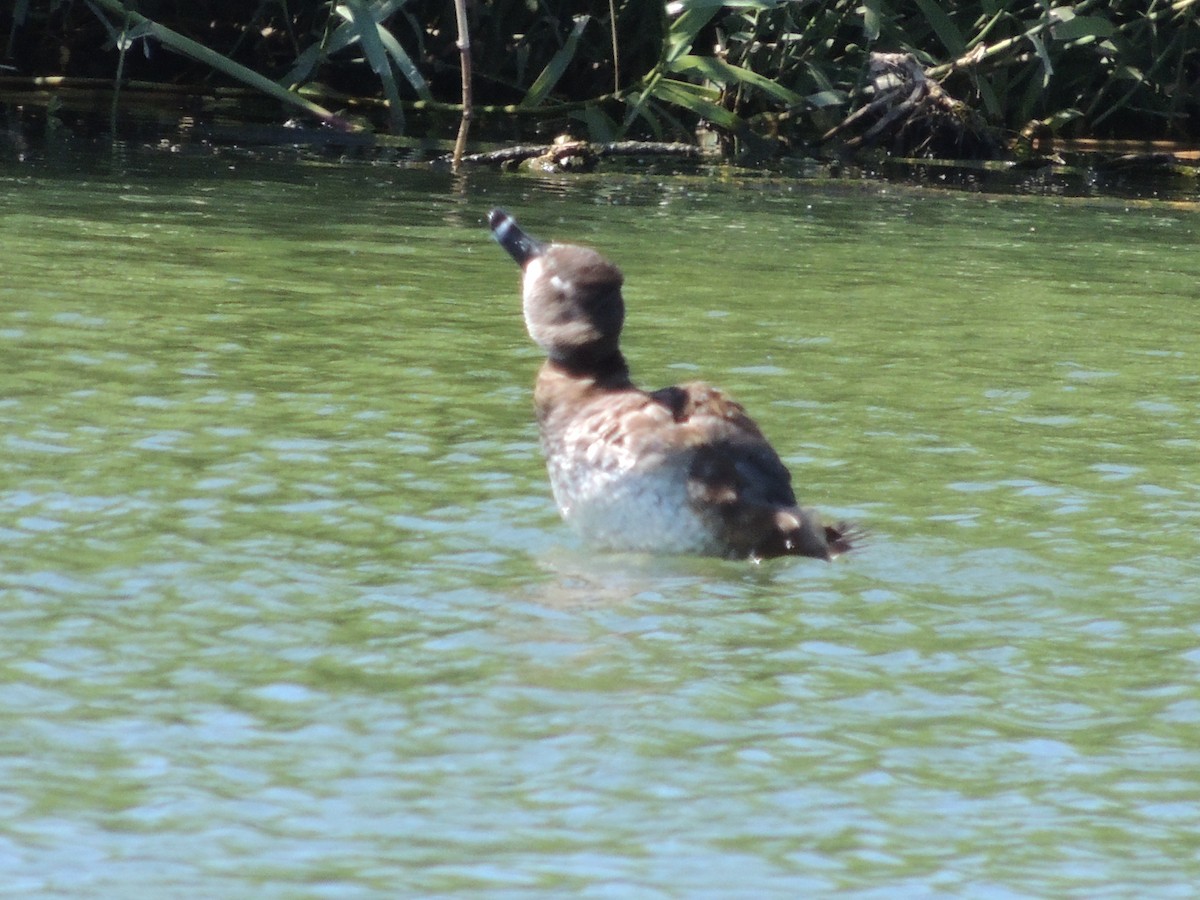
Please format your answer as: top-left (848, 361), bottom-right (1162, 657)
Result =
top-left (488, 208), bottom-right (855, 562)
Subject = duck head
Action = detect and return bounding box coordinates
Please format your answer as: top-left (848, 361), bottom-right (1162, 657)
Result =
top-left (489, 208), bottom-right (625, 368)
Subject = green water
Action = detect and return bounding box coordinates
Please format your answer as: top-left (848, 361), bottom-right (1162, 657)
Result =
top-left (2, 147), bottom-right (1199, 897)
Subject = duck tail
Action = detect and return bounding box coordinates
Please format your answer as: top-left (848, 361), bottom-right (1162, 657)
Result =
top-left (771, 508), bottom-right (862, 561)
top-left (822, 521), bottom-right (864, 558)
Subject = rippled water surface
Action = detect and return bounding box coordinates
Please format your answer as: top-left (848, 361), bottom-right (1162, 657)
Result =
top-left (2, 148), bottom-right (1199, 897)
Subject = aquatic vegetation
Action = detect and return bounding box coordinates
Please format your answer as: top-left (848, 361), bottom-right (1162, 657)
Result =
top-left (3, 1), bottom-right (1198, 157)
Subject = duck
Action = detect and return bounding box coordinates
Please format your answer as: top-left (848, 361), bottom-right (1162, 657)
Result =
top-left (487, 208), bottom-right (856, 562)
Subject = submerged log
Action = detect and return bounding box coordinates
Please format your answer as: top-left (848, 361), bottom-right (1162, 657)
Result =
top-left (451, 138), bottom-right (706, 171)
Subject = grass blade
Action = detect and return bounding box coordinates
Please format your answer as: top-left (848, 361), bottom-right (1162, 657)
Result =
top-left (912, 0), bottom-right (966, 56)
top-left (376, 18), bottom-right (432, 101)
top-left (650, 78), bottom-right (741, 129)
top-left (665, 7), bottom-right (720, 65)
top-left (86, 0), bottom-right (351, 129)
top-left (521, 15), bottom-right (590, 108)
top-left (670, 53), bottom-right (805, 106)
top-left (338, 1), bottom-right (404, 132)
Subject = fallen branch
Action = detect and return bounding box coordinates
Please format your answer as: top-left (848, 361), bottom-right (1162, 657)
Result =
top-left (452, 139), bottom-right (705, 169)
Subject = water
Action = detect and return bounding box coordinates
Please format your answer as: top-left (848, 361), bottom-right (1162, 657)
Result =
top-left (2, 145), bottom-right (1199, 897)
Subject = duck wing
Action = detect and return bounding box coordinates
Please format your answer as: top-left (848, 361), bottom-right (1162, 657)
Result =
top-left (650, 382), bottom-right (855, 561)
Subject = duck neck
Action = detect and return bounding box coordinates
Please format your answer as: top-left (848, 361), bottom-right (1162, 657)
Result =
top-left (547, 349), bottom-right (632, 389)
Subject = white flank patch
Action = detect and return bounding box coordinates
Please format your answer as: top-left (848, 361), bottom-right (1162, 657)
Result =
top-left (543, 419), bottom-right (718, 555)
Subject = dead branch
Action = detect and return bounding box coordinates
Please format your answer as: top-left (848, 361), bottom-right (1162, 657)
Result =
top-left (451, 139), bottom-right (705, 170)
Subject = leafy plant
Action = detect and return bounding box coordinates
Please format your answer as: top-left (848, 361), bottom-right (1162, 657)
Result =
top-left (5, 1), bottom-right (1198, 151)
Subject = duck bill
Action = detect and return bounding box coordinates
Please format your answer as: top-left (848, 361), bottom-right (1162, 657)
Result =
top-left (489, 208), bottom-right (545, 267)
